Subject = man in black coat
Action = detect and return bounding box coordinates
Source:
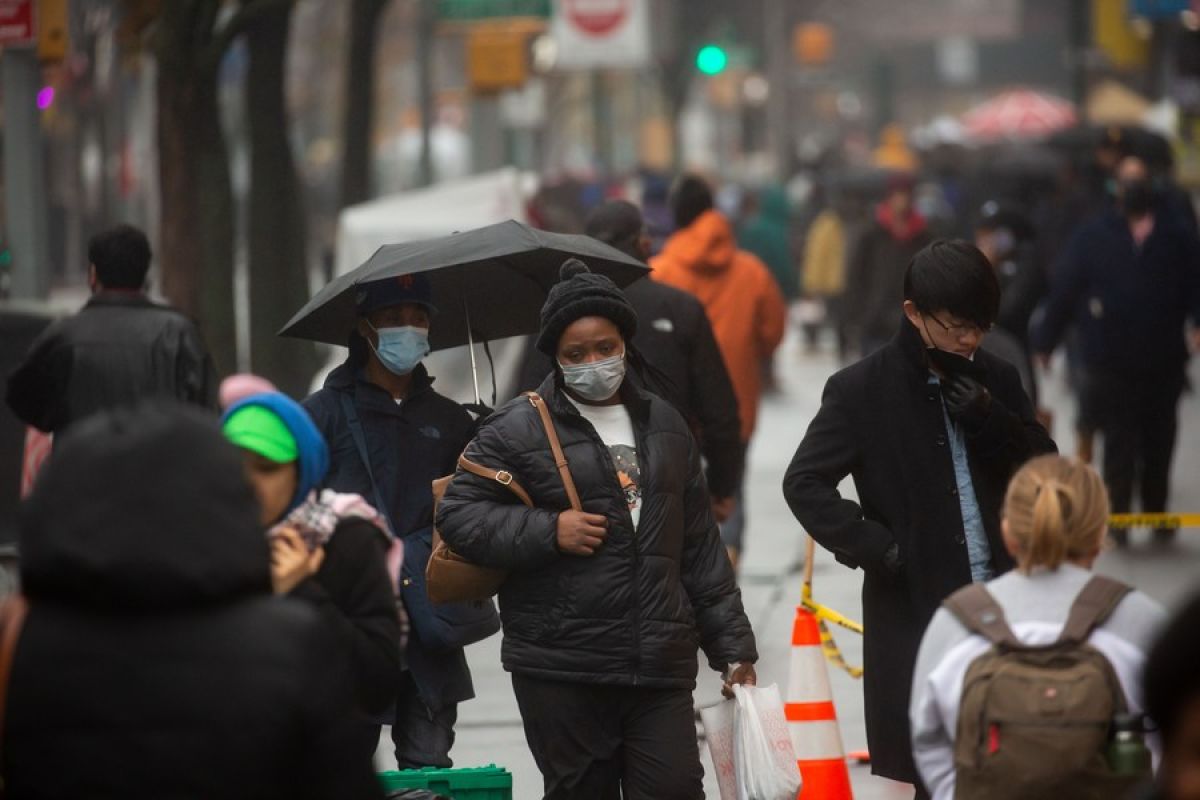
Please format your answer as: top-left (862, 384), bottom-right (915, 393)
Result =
top-left (783, 240), bottom-right (1055, 792)
top-left (303, 275), bottom-right (482, 769)
top-left (438, 259), bottom-right (756, 799)
top-left (7, 402), bottom-right (380, 799)
top-left (6, 225), bottom-right (215, 433)
top-left (1033, 154), bottom-right (1200, 546)
top-left (519, 200), bottom-right (745, 517)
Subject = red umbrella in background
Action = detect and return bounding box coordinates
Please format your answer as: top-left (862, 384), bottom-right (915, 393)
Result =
top-left (961, 89), bottom-right (1078, 142)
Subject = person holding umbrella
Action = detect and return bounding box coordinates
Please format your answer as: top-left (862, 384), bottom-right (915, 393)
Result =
top-left (303, 274), bottom-right (481, 769)
top-left (436, 259), bottom-right (758, 799)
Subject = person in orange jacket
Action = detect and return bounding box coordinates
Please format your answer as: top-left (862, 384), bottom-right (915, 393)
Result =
top-left (651, 175), bottom-right (787, 567)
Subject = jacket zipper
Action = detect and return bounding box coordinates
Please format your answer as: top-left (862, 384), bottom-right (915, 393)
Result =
top-left (566, 399), bottom-right (646, 687)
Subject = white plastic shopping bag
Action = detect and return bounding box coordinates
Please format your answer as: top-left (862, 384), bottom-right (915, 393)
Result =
top-left (701, 684), bottom-right (802, 800)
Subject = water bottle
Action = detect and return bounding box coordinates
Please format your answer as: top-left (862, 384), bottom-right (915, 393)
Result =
top-left (1108, 713), bottom-right (1152, 776)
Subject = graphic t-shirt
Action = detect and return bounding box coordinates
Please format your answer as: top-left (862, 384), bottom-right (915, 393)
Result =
top-left (567, 397), bottom-right (642, 528)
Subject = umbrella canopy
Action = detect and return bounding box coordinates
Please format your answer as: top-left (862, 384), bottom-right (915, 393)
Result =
top-left (280, 219), bottom-right (649, 350)
top-left (961, 89), bottom-right (1078, 142)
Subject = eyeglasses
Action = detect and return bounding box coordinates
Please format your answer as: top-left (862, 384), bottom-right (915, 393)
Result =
top-left (925, 312), bottom-right (990, 338)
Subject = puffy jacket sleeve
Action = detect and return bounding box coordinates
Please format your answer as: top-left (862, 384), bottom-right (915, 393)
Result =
top-left (435, 411), bottom-right (562, 571)
top-left (1031, 228), bottom-right (1089, 355)
top-left (782, 376), bottom-right (894, 570)
top-left (292, 519), bottom-right (402, 715)
top-left (679, 434), bottom-right (757, 671)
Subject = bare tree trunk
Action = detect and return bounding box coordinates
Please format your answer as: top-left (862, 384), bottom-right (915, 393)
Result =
top-left (340, 0), bottom-right (389, 209)
top-left (245, 1), bottom-right (316, 397)
top-left (155, 1), bottom-right (238, 376)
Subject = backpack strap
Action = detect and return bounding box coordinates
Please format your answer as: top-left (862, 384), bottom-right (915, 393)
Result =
top-left (337, 391), bottom-right (394, 533)
top-left (457, 454), bottom-right (533, 507)
top-left (943, 584), bottom-right (1021, 648)
top-left (1058, 575), bottom-right (1132, 645)
top-left (523, 392), bottom-right (583, 512)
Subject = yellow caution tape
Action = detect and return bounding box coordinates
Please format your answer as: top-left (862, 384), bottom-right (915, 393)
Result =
top-left (801, 578), bottom-right (864, 678)
top-left (1108, 513), bottom-right (1200, 529)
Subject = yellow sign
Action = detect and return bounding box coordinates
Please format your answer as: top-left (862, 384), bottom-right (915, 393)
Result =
top-left (467, 23), bottom-right (528, 93)
top-left (37, 0), bottom-right (68, 62)
top-left (1092, 0), bottom-right (1148, 70)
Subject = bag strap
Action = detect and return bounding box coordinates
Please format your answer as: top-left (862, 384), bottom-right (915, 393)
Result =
top-left (0, 593), bottom-right (29, 772)
top-left (943, 583), bottom-right (1021, 649)
top-left (1058, 575), bottom-right (1132, 645)
top-left (337, 392), bottom-right (394, 533)
top-left (457, 454), bottom-right (534, 507)
top-left (523, 392), bottom-right (583, 512)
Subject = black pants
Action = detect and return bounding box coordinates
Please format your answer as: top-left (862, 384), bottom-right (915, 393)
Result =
top-left (1094, 370), bottom-right (1185, 515)
top-left (392, 671), bottom-right (457, 769)
top-left (511, 674), bottom-right (703, 800)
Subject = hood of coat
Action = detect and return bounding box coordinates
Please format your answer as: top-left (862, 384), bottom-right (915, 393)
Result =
top-left (658, 209), bottom-right (737, 275)
top-left (19, 402), bottom-right (271, 610)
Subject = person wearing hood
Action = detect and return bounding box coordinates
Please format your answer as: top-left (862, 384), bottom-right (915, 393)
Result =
top-left (221, 389), bottom-right (403, 760)
top-left (738, 185), bottom-right (797, 301)
top-left (847, 173), bottom-right (934, 357)
top-left (5, 402), bottom-right (381, 799)
top-left (302, 274), bottom-right (480, 769)
top-left (783, 240), bottom-right (1055, 793)
top-left (1033, 153), bottom-right (1200, 548)
top-left (651, 174), bottom-right (787, 568)
top-left (436, 259), bottom-right (758, 800)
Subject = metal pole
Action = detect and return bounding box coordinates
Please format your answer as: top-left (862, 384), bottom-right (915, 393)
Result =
top-left (416, 0), bottom-right (436, 188)
top-left (764, 0), bottom-right (791, 173)
top-left (463, 298), bottom-right (482, 405)
top-left (3, 46), bottom-right (51, 299)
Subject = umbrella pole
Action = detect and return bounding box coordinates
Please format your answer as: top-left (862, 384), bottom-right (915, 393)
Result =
top-left (463, 299), bottom-right (482, 406)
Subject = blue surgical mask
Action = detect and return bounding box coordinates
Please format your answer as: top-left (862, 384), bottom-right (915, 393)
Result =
top-left (558, 352), bottom-right (626, 402)
top-left (367, 323), bottom-right (429, 376)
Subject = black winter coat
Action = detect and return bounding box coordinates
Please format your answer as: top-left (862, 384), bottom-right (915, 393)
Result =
top-left (8, 403), bottom-right (380, 799)
top-left (1033, 208), bottom-right (1200, 377)
top-left (782, 321), bottom-right (1056, 782)
top-left (304, 349), bottom-right (477, 712)
top-left (436, 374), bottom-right (757, 688)
top-left (519, 277), bottom-right (745, 498)
top-left (5, 292), bottom-right (215, 433)
top-left (292, 518), bottom-right (402, 716)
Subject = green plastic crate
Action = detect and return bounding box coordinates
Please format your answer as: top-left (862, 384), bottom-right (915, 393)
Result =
top-left (378, 765), bottom-right (512, 799)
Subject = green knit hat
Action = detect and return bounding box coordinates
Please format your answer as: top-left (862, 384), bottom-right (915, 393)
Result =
top-left (222, 405), bottom-right (298, 464)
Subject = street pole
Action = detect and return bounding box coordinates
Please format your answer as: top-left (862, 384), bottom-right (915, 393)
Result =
top-left (591, 70), bottom-right (612, 175)
top-left (764, 0), bottom-right (791, 174)
top-left (416, 0), bottom-right (436, 188)
top-left (2, 45), bottom-right (51, 299)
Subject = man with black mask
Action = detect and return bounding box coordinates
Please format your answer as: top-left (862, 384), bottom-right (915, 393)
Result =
top-left (1034, 154), bottom-right (1200, 547)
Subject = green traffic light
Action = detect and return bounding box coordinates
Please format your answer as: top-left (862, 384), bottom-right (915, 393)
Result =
top-left (696, 44), bottom-right (728, 76)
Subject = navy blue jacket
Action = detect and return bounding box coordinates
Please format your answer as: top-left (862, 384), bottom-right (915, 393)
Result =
top-left (304, 344), bottom-right (476, 712)
top-left (1033, 208), bottom-right (1200, 376)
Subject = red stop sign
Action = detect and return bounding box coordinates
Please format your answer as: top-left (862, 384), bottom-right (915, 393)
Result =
top-left (564, 0), bottom-right (630, 37)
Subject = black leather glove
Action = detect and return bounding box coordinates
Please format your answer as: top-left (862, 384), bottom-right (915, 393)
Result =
top-left (881, 542), bottom-right (904, 576)
top-left (941, 373), bottom-right (991, 432)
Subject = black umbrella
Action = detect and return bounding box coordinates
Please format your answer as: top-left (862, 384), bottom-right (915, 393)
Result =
top-left (279, 219), bottom-right (649, 400)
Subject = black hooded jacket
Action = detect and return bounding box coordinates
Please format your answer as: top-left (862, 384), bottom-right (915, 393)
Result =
top-left (7, 403), bottom-right (380, 800)
top-left (435, 374), bottom-right (757, 688)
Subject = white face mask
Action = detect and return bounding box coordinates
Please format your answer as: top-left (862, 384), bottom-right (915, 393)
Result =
top-left (558, 352), bottom-right (626, 402)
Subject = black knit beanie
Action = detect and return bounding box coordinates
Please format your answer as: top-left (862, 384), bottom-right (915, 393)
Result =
top-left (536, 258), bottom-right (638, 356)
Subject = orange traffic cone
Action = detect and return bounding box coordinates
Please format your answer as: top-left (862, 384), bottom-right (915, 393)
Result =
top-left (787, 606), bottom-right (854, 799)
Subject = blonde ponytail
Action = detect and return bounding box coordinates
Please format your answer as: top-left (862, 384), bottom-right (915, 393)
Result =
top-left (1004, 455), bottom-right (1109, 573)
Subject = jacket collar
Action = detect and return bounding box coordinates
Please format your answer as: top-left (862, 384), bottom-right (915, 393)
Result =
top-left (84, 291), bottom-right (157, 311)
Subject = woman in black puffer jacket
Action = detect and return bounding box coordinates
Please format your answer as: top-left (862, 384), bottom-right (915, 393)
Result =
top-left (436, 259), bottom-right (757, 800)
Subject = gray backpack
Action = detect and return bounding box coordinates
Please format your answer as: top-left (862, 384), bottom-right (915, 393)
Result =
top-left (942, 575), bottom-right (1147, 800)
